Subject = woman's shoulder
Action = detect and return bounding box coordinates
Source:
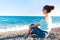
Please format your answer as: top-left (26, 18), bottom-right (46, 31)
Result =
top-left (39, 19), bottom-right (47, 23)
top-left (40, 18), bottom-right (47, 21)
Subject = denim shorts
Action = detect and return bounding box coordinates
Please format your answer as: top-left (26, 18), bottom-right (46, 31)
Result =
top-left (31, 27), bottom-right (48, 38)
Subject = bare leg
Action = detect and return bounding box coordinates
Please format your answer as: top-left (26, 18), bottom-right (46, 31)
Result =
top-left (27, 27), bottom-right (33, 36)
top-left (27, 24), bottom-right (40, 36)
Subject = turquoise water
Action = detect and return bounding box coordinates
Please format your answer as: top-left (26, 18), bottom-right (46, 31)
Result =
top-left (0, 16), bottom-right (60, 27)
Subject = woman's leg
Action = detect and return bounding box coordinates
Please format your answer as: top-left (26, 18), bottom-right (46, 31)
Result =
top-left (31, 28), bottom-right (46, 38)
top-left (27, 27), bottom-right (32, 36)
top-left (27, 24), bottom-right (34, 36)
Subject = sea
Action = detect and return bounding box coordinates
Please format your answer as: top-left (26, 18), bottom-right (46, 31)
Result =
top-left (0, 16), bottom-right (60, 33)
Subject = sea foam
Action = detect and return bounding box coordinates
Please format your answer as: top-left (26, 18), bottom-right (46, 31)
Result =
top-left (0, 23), bottom-right (60, 34)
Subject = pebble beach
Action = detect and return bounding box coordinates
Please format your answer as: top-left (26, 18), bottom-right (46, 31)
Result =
top-left (0, 27), bottom-right (60, 40)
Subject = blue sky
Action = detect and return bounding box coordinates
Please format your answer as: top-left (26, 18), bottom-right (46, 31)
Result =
top-left (0, 0), bottom-right (60, 16)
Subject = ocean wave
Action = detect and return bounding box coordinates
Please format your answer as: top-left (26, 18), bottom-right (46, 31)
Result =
top-left (0, 25), bottom-right (29, 34)
top-left (52, 23), bottom-right (60, 28)
top-left (0, 23), bottom-right (60, 33)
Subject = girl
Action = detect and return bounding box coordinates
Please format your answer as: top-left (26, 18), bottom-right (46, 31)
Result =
top-left (27, 5), bottom-right (55, 38)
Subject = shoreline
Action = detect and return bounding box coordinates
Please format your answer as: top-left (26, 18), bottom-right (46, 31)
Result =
top-left (0, 26), bottom-right (29, 34)
top-left (0, 29), bottom-right (29, 38)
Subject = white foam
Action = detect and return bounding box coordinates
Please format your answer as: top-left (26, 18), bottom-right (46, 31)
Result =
top-left (0, 23), bottom-right (60, 34)
top-left (52, 23), bottom-right (60, 28)
top-left (0, 25), bottom-right (29, 34)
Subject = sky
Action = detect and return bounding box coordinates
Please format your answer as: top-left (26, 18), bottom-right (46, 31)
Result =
top-left (0, 0), bottom-right (60, 16)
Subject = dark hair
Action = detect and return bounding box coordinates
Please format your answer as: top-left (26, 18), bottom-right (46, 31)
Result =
top-left (43, 5), bottom-right (55, 13)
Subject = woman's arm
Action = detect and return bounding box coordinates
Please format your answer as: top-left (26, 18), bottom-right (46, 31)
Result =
top-left (34, 23), bottom-right (40, 27)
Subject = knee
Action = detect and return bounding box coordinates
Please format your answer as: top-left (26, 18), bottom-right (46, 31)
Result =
top-left (30, 24), bottom-right (34, 26)
top-left (32, 28), bottom-right (39, 32)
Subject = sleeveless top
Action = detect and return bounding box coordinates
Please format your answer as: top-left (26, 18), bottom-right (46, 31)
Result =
top-left (39, 17), bottom-right (52, 33)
